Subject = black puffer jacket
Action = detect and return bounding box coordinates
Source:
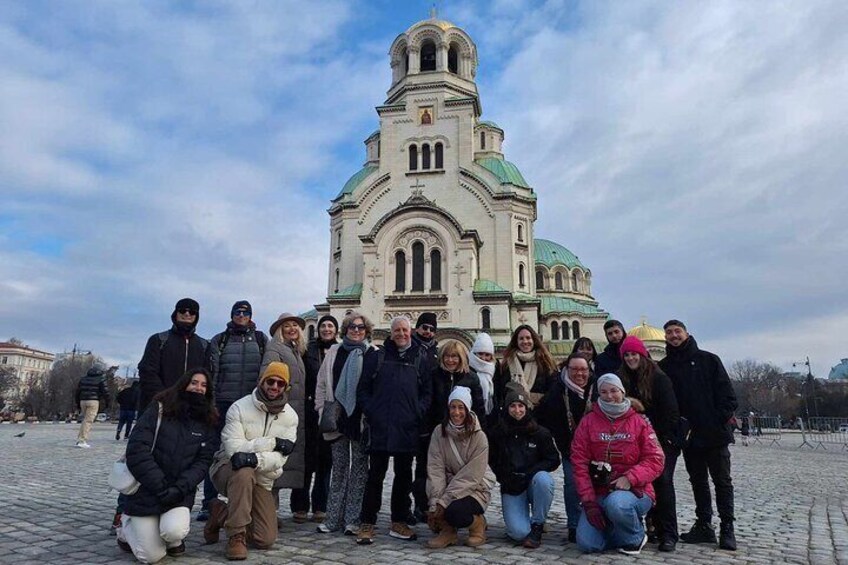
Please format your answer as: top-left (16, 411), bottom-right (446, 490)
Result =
top-left (137, 327), bottom-right (208, 413)
top-left (535, 376), bottom-right (587, 458)
top-left (619, 362), bottom-right (680, 447)
top-left (659, 336), bottom-right (737, 448)
top-left (117, 383), bottom-right (140, 411)
top-left (124, 403), bottom-right (215, 516)
top-left (209, 323), bottom-right (267, 403)
top-left (428, 367), bottom-right (486, 431)
top-left (75, 369), bottom-right (108, 405)
top-left (594, 342), bottom-right (622, 378)
top-left (489, 413), bottom-right (560, 495)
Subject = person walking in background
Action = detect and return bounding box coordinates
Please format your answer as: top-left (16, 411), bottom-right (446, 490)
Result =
top-left (570, 374), bottom-right (665, 556)
top-left (425, 387), bottom-right (495, 549)
top-left (116, 379), bottom-right (140, 440)
top-left (535, 353), bottom-right (591, 543)
top-left (299, 315), bottom-right (339, 524)
top-left (494, 325), bottom-right (557, 410)
top-left (261, 312), bottom-right (307, 523)
top-left (204, 362), bottom-right (298, 560)
top-left (315, 312), bottom-right (376, 536)
top-left (117, 369), bottom-right (217, 563)
top-left (659, 319), bottom-right (738, 551)
top-left (75, 365), bottom-right (109, 448)
top-left (137, 298), bottom-right (208, 415)
top-left (617, 335), bottom-right (681, 552)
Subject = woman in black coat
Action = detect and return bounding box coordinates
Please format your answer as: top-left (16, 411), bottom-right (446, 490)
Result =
top-left (118, 368), bottom-right (217, 564)
top-left (493, 325), bottom-right (557, 411)
top-left (617, 336), bottom-right (680, 552)
top-left (428, 339), bottom-right (486, 430)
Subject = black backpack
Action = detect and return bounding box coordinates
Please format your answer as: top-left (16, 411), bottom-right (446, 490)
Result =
top-left (213, 329), bottom-right (267, 358)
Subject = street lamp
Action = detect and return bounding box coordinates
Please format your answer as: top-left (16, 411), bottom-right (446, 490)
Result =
top-left (792, 357), bottom-right (816, 419)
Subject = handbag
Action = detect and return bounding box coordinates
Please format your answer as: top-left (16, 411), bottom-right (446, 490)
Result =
top-left (318, 400), bottom-right (343, 434)
top-left (108, 403), bottom-right (162, 495)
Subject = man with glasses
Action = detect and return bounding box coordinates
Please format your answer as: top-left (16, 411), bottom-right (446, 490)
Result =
top-left (206, 362), bottom-right (298, 560)
top-left (410, 312), bottom-right (439, 524)
top-left (137, 298), bottom-right (208, 414)
top-left (200, 300), bottom-right (268, 521)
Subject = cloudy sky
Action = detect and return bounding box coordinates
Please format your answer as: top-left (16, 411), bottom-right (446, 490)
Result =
top-left (2, 0), bottom-right (846, 378)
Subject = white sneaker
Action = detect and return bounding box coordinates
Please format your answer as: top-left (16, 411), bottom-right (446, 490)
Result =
top-left (316, 523), bottom-right (331, 533)
top-left (344, 524), bottom-right (359, 536)
top-left (75, 441), bottom-right (91, 448)
top-left (619, 533), bottom-right (648, 555)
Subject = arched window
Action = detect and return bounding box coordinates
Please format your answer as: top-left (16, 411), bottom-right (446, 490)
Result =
top-left (555, 272), bottom-right (563, 290)
top-left (402, 47), bottom-right (409, 75)
top-left (409, 144), bottom-right (418, 171)
top-left (334, 269), bottom-right (340, 293)
top-left (572, 321), bottom-right (580, 339)
top-left (517, 223), bottom-right (524, 242)
top-left (571, 271), bottom-right (579, 292)
top-left (336, 230), bottom-right (342, 250)
top-left (562, 320), bottom-right (570, 340)
top-left (422, 143), bottom-right (431, 170)
top-left (480, 131), bottom-right (486, 150)
top-left (395, 250), bottom-right (406, 291)
top-left (308, 325), bottom-right (316, 340)
top-left (434, 142), bottom-right (443, 169)
top-left (448, 45), bottom-right (459, 73)
top-left (430, 249), bottom-right (442, 290)
top-left (535, 269), bottom-right (545, 291)
top-left (551, 321), bottom-right (560, 340)
top-left (481, 308), bottom-right (491, 330)
top-left (518, 263), bottom-right (526, 288)
top-left (412, 241), bottom-right (425, 291)
top-left (420, 40), bottom-right (436, 71)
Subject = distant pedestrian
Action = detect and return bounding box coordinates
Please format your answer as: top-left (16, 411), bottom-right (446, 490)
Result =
top-left (75, 365), bottom-right (109, 448)
top-left (740, 414), bottom-right (751, 447)
top-left (116, 379), bottom-right (140, 440)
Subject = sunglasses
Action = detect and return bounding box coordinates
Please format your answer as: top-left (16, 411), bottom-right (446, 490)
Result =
top-left (419, 324), bottom-right (436, 333)
top-left (232, 310), bottom-right (251, 317)
top-left (348, 323), bottom-right (367, 332)
top-left (264, 378), bottom-right (289, 389)
top-left (177, 308), bottom-right (198, 316)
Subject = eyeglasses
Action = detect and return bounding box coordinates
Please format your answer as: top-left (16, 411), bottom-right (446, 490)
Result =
top-left (348, 324), bottom-right (367, 332)
top-left (419, 324), bottom-right (436, 333)
top-left (569, 367), bottom-right (590, 373)
top-left (264, 378), bottom-right (288, 389)
top-left (232, 310), bottom-right (250, 317)
top-left (177, 309), bottom-right (197, 316)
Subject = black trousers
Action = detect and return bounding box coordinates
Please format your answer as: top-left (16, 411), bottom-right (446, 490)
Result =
top-left (649, 445), bottom-right (680, 542)
top-left (412, 435), bottom-right (430, 513)
top-left (444, 496), bottom-right (484, 529)
top-left (290, 435), bottom-right (333, 513)
top-left (360, 451), bottom-right (414, 524)
top-left (683, 445), bottom-right (734, 523)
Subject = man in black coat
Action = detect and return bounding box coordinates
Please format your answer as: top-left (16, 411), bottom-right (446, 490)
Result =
top-left (659, 319), bottom-right (738, 551)
top-left (116, 380), bottom-right (140, 440)
top-left (137, 298), bottom-right (208, 414)
top-left (593, 319), bottom-right (626, 376)
top-left (355, 316), bottom-right (431, 545)
top-left (75, 365), bottom-right (109, 448)
top-left (410, 312), bottom-right (439, 523)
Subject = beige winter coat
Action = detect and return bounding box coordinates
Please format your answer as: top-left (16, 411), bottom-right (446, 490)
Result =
top-left (426, 414), bottom-right (496, 512)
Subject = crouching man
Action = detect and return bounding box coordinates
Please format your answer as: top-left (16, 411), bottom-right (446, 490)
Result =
top-left (204, 362), bottom-right (298, 561)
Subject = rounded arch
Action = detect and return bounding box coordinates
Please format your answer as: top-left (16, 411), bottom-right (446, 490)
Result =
top-left (551, 321), bottom-right (560, 340)
top-left (480, 307), bottom-right (491, 330)
top-left (409, 28), bottom-right (443, 52)
top-left (554, 270), bottom-right (564, 290)
top-left (518, 262), bottom-right (527, 289)
top-left (444, 32), bottom-right (474, 58)
top-left (419, 38), bottom-right (437, 71)
top-left (535, 267), bottom-right (546, 291)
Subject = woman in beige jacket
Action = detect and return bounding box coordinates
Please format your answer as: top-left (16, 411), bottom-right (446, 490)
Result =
top-left (425, 386), bottom-right (496, 548)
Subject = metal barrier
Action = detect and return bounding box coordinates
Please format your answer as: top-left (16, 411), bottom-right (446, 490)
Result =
top-left (799, 417), bottom-right (848, 450)
top-left (747, 415), bottom-right (782, 446)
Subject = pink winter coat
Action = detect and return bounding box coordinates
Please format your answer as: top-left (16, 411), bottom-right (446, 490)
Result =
top-left (570, 404), bottom-right (665, 504)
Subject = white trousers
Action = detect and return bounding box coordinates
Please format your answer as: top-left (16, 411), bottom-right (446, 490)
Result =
top-left (120, 507), bottom-right (190, 564)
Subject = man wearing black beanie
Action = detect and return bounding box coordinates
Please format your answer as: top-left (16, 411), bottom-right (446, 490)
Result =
top-left (410, 312), bottom-right (439, 523)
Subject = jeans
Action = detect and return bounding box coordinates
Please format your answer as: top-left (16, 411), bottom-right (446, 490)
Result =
top-left (576, 490), bottom-right (652, 552)
top-left (562, 458), bottom-right (580, 531)
top-left (359, 451), bottom-right (414, 524)
top-left (683, 445), bottom-right (734, 523)
top-left (202, 401), bottom-right (233, 510)
top-left (501, 471), bottom-right (555, 541)
top-left (116, 410), bottom-right (136, 438)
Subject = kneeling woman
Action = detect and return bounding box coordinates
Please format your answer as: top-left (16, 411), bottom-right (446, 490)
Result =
top-left (570, 374), bottom-right (665, 556)
top-left (426, 387), bottom-right (495, 548)
top-left (119, 368), bottom-right (217, 563)
top-left (489, 389), bottom-right (560, 549)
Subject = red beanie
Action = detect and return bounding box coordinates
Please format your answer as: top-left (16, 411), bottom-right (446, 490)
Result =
top-left (619, 335), bottom-right (649, 359)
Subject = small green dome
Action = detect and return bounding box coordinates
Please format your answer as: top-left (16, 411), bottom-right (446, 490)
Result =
top-left (477, 120), bottom-right (503, 132)
top-left (476, 158), bottom-right (530, 188)
top-left (534, 239), bottom-right (586, 270)
top-left (334, 164), bottom-right (378, 201)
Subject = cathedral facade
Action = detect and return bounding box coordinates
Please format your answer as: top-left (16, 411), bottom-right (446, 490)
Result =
top-left (304, 16), bottom-right (609, 351)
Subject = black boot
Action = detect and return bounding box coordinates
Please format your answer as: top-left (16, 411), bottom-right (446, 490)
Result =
top-left (523, 523), bottom-right (544, 548)
top-left (719, 521), bottom-right (737, 550)
top-left (680, 520), bottom-right (716, 544)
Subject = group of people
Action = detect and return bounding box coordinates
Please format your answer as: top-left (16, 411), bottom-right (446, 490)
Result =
top-left (103, 297), bottom-right (738, 562)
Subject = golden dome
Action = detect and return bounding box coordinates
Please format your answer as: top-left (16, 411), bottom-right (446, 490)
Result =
top-left (628, 319), bottom-right (665, 342)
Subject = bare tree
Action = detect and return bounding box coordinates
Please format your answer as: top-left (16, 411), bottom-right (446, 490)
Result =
top-left (0, 366), bottom-right (18, 410)
top-left (730, 359), bottom-right (802, 418)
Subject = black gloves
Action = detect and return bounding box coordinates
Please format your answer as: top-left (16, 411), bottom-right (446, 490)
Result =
top-left (157, 486), bottom-right (183, 506)
top-left (274, 438), bottom-right (295, 455)
top-left (230, 452), bottom-right (259, 470)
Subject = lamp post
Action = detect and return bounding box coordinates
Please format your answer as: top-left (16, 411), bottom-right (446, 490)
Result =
top-left (793, 357), bottom-right (816, 420)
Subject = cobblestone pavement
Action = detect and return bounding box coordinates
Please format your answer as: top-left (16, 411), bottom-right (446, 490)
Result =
top-left (1, 423), bottom-right (847, 565)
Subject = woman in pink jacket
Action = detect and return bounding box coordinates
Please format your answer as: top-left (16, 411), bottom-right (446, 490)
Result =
top-left (570, 373), bottom-right (665, 555)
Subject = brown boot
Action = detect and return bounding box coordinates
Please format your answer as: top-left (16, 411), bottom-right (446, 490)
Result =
top-left (466, 515), bottom-right (487, 547)
top-left (426, 520), bottom-right (458, 549)
top-left (226, 532), bottom-right (248, 561)
top-left (204, 499), bottom-right (228, 545)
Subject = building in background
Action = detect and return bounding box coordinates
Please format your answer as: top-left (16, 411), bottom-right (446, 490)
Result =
top-left (0, 340), bottom-right (55, 402)
top-left (626, 318), bottom-right (667, 361)
top-left (828, 359), bottom-right (848, 380)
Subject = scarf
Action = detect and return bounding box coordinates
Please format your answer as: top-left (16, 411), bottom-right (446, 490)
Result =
top-left (255, 385), bottom-right (288, 414)
top-left (468, 353), bottom-right (495, 415)
top-left (598, 397), bottom-right (631, 419)
top-left (448, 420), bottom-right (466, 433)
top-left (335, 337), bottom-right (369, 416)
top-left (508, 350), bottom-right (538, 393)
top-left (560, 367), bottom-right (585, 400)
top-left (178, 390), bottom-right (210, 421)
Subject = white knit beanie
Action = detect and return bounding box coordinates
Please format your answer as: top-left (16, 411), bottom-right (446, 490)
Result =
top-left (471, 333), bottom-right (494, 356)
top-left (448, 386), bottom-right (473, 412)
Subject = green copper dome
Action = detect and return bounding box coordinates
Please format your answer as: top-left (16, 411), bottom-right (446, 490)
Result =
top-left (475, 158), bottom-right (530, 189)
top-left (334, 164), bottom-right (378, 201)
top-left (534, 239), bottom-right (586, 270)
